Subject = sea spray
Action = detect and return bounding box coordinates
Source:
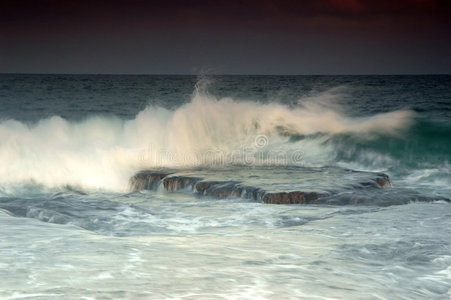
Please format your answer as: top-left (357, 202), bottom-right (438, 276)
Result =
top-left (0, 83), bottom-right (415, 192)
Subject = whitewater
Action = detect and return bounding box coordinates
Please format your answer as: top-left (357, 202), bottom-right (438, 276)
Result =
top-left (0, 74), bottom-right (450, 299)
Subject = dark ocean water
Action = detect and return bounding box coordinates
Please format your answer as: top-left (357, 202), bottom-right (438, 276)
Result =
top-left (0, 74), bottom-right (450, 299)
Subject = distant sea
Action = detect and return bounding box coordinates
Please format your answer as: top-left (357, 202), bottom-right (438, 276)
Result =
top-left (0, 74), bottom-right (450, 299)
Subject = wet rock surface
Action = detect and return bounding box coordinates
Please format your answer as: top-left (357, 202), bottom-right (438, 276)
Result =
top-left (128, 171), bottom-right (171, 191)
top-left (163, 176), bottom-right (202, 192)
top-left (124, 166), bottom-right (443, 206)
top-left (262, 191), bottom-right (329, 204)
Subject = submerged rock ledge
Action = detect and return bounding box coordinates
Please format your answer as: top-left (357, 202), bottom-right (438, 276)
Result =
top-left (128, 167), bottom-right (403, 205)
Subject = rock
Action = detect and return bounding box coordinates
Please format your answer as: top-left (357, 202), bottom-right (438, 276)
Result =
top-left (194, 181), bottom-right (241, 198)
top-left (262, 191), bottom-right (328, 204)
top-left (125, 166), bottom-right (430, 206)
top-left (195, 181), bottom-right (220, 194)
top-left (163, 176), bottom-right (202, 192)
top-left (373, 174), bottom-right (392, 187)
top-left (129, 171), bottom-right (172, 191)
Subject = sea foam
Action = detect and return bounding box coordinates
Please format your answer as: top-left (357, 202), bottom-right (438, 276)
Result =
top-left (0, 85), bottom-right (414, 191)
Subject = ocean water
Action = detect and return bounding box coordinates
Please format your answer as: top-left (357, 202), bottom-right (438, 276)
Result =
top-left (0, 74), bottom-right (450, 299)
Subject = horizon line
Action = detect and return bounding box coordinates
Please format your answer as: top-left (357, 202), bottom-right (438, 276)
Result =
top-left (1, 72), bottom-right (450, 76)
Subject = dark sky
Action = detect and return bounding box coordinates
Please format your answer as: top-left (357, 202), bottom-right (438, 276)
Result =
top-left (1, 0), bottom-right (450, 74)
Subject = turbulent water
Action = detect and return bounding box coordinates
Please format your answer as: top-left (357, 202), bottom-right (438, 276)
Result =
top-left (0, 74), bottom-right (450, 299)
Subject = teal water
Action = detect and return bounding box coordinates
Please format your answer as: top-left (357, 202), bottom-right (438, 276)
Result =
top-left (0, 74), bottom-right (450, 299)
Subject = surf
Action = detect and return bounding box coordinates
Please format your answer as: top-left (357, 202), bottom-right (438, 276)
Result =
top-left (0, 83), bottom-right (417, 193)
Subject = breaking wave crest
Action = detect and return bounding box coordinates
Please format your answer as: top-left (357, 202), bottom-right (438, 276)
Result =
top-left (0, 84), bottom-right (416, 192)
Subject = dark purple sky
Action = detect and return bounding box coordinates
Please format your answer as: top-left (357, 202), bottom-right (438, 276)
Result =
top-left (1, 0), bottom-right (450, 74)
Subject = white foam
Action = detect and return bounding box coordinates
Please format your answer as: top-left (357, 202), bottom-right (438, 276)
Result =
top-left (0, 85), bottom-right (414, 192)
